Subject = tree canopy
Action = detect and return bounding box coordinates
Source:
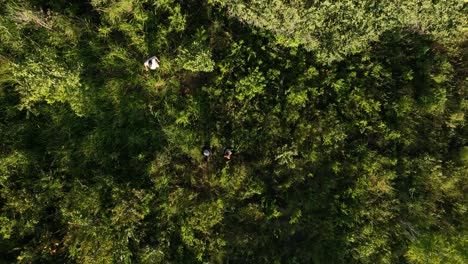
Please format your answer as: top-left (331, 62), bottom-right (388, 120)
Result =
top-left (0, 0), bottom-right (467, 263)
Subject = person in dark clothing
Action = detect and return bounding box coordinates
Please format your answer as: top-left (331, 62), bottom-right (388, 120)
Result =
top-left (202, 148), bottom-right (212, 159)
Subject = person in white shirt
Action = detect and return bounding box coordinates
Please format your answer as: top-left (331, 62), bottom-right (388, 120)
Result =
top-left (144, 56), bottom-right (160, 71)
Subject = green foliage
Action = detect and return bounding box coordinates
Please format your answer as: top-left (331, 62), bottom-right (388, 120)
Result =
top-left (406, 232), bottom-right (468, 264)
top-left (177, 30), bottom-right (215, 72)
top-left (210, 0), bottom-right (467, 62)
top-left (0, 0), bottom-right (467, 263)
top-left (11, 50), bottom-right (86, 115)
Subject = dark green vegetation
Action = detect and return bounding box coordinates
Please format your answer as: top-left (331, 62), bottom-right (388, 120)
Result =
top-left (0, 0), bottom-right (467, 263)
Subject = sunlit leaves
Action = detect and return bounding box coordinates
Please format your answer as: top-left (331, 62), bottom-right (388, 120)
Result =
top-left (176, 30), bottom-right (215, 72)
top-left (0, 0), bottom-right (467, 263)
top-left (11, 50), bottom-right (86, 116)
top-left (234, 68), bottom-right (266, 101)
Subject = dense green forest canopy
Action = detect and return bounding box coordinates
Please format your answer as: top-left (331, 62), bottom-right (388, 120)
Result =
top-left (0, 0), bottom-right (467, 263)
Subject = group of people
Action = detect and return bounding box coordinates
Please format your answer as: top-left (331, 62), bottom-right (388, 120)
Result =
top-left (203, 148), bottom-right (233, 160)
top-left (145, 56), bottom-right (233, 161)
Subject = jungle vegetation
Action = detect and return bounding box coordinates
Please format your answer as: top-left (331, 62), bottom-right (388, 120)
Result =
top-left (0, 0), bottom-right (467, 263)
